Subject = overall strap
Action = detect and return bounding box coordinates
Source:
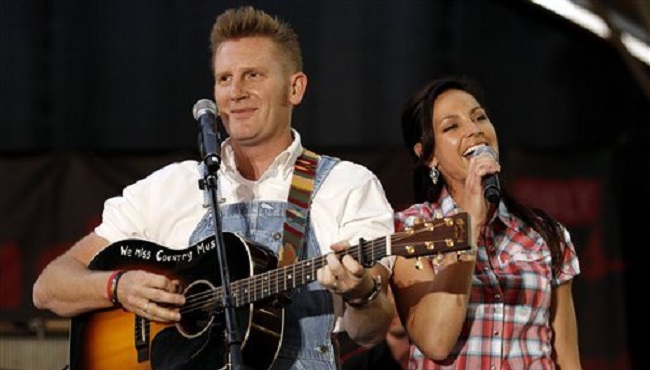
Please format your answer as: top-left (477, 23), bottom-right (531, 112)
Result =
top-left (280, 148), bottom-right (320, 266)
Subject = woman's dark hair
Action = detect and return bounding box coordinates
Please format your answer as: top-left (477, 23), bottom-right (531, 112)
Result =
top-left (401, 76), bottom-right (565, 277)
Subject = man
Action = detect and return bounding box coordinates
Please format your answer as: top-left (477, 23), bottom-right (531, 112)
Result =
top-left (33, 6), bottom-right (395, 370)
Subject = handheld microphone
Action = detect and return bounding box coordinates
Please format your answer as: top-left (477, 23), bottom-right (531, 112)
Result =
top-left (473, 146), bottom-right (500, 204)
top-left (192, 99), bottom-right (222, 173)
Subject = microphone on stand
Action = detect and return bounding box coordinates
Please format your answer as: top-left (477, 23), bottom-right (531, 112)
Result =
top-left (191, 98), bottom-right (245, 368)
top-left (192, 99), bottom-right (222, 173)
top-left (473, 146), bottom-right (500, 204)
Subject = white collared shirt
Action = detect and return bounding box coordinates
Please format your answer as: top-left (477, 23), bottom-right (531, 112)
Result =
top-left (95, 130), bottom-right (395, 330)
top-left (97, 130), bottom-right (394, 255)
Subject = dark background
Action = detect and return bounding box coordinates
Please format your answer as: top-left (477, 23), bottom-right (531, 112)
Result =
top-left (1, 1), bottom-right (649, 369)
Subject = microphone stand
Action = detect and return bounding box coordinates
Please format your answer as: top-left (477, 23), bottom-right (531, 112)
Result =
top-left (195, 102), bottom-right (245, 370)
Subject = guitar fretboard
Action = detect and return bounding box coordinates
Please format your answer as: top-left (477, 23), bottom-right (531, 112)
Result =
top-left (222, 238), bottom-right (389, 307)
top-left (185, 212), bottom-right (469, 309)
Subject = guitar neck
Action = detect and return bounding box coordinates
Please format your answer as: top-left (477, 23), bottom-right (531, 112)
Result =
top-left (224, 237), bottom-right (389, 307)
top-left (219, 212), bottom-right (470, 307)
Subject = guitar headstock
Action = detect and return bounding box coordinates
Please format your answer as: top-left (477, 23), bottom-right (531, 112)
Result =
top-left (390, 212), bottom-right (471, 258)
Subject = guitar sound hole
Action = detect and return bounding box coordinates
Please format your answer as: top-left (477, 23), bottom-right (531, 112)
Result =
top-left (176, 279), bottom-right (217, 338)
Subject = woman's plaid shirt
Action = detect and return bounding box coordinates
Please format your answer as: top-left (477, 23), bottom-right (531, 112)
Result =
top-left (394, 188), bottom-right (580, 370)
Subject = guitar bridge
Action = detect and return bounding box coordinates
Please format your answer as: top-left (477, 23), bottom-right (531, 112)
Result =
top-left (135, 315), bottom-right (150, 362)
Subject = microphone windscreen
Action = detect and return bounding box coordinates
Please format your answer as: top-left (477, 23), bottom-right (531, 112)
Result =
top-left (473, 145), bottom-right (498, 162)
top-left (192, 99), bottom-right (217, 120)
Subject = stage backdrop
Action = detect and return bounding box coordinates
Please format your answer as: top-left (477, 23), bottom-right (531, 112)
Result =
top-left (0, 146), bottom-right (630, 369)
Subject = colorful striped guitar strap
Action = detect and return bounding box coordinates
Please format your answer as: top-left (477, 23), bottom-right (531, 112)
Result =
top-left (278, 148), bottom-right (320, 267)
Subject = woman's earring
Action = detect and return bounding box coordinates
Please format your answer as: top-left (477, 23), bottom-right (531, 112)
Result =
top-left (429, 167), bottom-right (440, 185)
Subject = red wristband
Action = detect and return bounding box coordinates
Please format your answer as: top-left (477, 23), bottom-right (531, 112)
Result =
top-left (106, 270), bottom-right (126, 306)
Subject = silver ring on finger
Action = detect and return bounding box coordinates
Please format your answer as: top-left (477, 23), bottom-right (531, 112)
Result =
top-left (143, 300), bottom-right (150, 314)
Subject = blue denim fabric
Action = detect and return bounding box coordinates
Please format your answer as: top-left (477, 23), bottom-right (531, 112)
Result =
top-left (189, 155), bottom-right (341, 370)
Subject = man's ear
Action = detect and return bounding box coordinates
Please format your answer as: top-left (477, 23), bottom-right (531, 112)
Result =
top-left (288, 72), bottom-right (307, 105)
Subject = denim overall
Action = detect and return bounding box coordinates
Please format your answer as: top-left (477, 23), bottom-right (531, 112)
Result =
top-left (189, 155), bottom-right (341, 370)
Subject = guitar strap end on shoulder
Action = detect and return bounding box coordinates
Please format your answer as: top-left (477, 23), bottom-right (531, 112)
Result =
top-left (283, 148), bottom-right (320, 262)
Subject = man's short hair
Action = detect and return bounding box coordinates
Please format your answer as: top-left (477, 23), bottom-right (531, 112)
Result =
top-left (210, 6), bottom-right (303, 73)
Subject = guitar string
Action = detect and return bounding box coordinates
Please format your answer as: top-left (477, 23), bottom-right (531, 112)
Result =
top-left (178, 226), bottom-right (457, 314)
top-left (178, 249), bottom-right (343, 314)
top-left (178, 220), bottom-right (462, 314)
top-left (178, 239), bottom-right (384, 315)
top-left (179, 237), bottom-right (386, 314)
top-left (177, 223), bottom-right (459, 314)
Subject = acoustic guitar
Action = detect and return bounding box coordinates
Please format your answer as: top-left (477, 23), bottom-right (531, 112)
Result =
top-left (69, 212), bottom-right (470, 370)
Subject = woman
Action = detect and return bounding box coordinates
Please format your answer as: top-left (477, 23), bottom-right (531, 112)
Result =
top-left (390, 77), bottom-right (582, 369)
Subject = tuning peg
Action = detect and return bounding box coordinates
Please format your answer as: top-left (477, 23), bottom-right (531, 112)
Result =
top-left (432, 253), bottom-right (444, 267)
top-left (415, 257), bottom-right (423, 270)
